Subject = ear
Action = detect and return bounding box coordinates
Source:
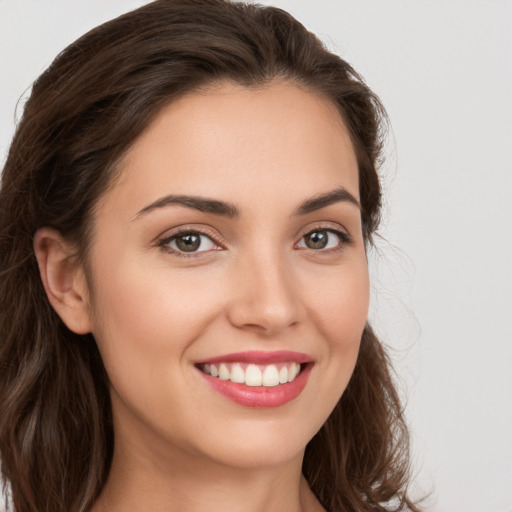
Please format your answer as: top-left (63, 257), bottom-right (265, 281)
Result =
top-left (33, 227), bottom-right (92, 334)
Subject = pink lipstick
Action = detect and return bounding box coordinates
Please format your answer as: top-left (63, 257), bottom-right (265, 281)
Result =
top-left (195, 351), bottom-right (313, 408)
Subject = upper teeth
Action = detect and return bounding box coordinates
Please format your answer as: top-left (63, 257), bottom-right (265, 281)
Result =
top-left (201, 362), bottom-right (301, 387)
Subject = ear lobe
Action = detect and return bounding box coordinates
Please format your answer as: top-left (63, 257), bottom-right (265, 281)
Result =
top-left (33, 227), bottom-right (92, 334)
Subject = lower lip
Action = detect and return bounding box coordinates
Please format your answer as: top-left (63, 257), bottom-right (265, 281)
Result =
top-left (197, 364), bottom-right (313, 408)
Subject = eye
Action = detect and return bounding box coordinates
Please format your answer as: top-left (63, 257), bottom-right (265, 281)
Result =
top-left (297, 228), bottom-right (351, 251)
top-left (160, 230), bottom-right (219, 254)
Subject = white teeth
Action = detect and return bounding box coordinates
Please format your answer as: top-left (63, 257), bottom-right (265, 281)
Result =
top-left (245, 364), bottom-right (262, 386)
top-left (262, 365), bottom-right (280, 387)
top-left (200, 361), bottom-right (303, 387)
top-left (288, 363), bottom-right (300, 382)
top-left (218, 363), bottom-right (230, 380)
top-left (230, 363), bottom-right (245, 383)
top-left (279, 366), bottom-right (289, 384)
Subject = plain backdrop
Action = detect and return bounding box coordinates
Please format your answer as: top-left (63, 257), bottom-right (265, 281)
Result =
top-left (1, 1), bottom-right (511, 511)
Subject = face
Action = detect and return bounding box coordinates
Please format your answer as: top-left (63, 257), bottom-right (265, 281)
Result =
top-left (84, 82), bottom-right (369, 471)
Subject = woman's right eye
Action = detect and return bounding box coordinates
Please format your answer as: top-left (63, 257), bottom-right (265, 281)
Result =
top-left (159, 231), bottom-right (219, 254)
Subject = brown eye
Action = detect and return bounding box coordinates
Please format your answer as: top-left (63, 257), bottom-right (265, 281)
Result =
top-left (175, 233), bottom-right (201, 252)
top-left (304, 231), bottom-right (328, 249)
top-left (163, 231), bottom-right (217, 253)
top-left (297, 228), bottom-right (349, 251)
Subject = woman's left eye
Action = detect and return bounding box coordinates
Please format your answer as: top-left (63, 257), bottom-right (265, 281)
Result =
top-left (297, 229), bottom-right (350, 251)
top-left (160, 231), bottom-right (218, 254)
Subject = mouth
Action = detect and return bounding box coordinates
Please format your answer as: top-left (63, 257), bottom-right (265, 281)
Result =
top-left (195, 351), bottom-right (314, 408)
top-left (198, 361), bottom-right (303, 387)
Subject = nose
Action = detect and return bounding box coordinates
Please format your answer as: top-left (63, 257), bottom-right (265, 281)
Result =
top-left (226, 249), bottom-right (301, 336)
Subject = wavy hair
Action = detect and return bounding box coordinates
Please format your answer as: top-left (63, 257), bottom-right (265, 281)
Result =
top-left (0, 1), bottom-right (419, 511)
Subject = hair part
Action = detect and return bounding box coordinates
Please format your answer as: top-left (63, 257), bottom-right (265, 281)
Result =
top-left (0, 1), bottom-right (417, 511)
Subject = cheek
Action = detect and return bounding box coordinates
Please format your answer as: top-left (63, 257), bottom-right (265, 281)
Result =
top-left (86, 259), bottom-right (229, 435)
top-left (306, 258), bottom-right (370, 353)
top-left (88, 257), bottom-right (226, 372)
top-left (290, 257), bottom-right (369, 436)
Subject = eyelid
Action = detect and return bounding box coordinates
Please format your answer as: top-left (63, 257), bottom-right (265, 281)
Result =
top-left (154, 221), bottom-right (353, 258)
top-left (295, 222), bottom-right (354, 250)
top-left (156, 225), bottom-right (225, 256)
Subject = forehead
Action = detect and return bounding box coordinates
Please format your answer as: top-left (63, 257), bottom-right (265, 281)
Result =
top-left (103, 81), bottom-right (359, 216)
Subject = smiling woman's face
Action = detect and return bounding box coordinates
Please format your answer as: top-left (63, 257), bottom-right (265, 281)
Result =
top-left (84, 81), bottom-right (369, 470)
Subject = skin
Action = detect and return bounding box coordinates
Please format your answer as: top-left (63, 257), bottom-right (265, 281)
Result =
top-left (35, 81), bottom-right (369, 512)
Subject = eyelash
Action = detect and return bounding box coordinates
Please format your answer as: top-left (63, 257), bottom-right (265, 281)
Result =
top-left (296, 225), bottom-right (354, 254)
top-left (157, 227), bottom-right (224, 258)
top-left (156, 224), bottom-right (354, 258)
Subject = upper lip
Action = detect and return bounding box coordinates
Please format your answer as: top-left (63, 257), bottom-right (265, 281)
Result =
top-left (197, 350), bottom-right (314, 365)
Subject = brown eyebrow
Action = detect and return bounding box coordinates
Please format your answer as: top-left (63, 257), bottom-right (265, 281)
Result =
top-left (134, 195), bottom-right (240, 220)
top-left (134, 187), bottom-right (360, 221)
top-left (294, 187), bottom-right (361, 215)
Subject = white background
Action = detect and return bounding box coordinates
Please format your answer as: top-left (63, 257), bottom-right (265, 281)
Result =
top-left (1, 1), bottom-right (511, 511)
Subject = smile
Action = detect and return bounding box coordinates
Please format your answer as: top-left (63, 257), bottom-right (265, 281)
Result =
top-left (196, 351), bottom-right (314, 408)
top-left (199, 361), bottom-right (302, 387)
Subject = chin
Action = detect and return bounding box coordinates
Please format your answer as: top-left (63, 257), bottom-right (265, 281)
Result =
top-left (182, 412), bottom-right (327, 471)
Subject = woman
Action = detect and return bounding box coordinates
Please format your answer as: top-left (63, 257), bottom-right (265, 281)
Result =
top-left (0, 1), bottom-right (419, 511)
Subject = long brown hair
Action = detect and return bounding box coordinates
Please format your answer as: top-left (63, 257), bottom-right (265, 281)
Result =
top-left (0, 1), bottom-right (419, 511)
